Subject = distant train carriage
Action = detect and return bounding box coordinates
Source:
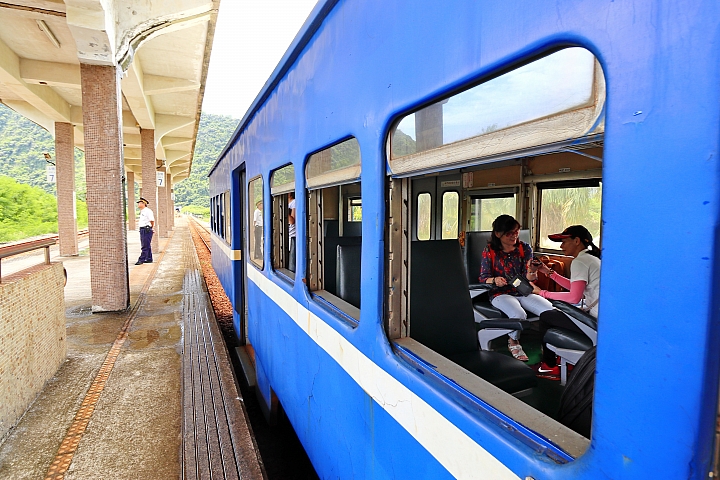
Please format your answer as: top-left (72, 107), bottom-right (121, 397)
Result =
top-left (208, 1), bottom-right (720, 478)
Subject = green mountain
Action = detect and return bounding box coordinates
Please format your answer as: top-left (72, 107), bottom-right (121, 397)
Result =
top-left (0, 104), bottom-right (239, 240)
top-left (173, 113), bottom-right (239, 207)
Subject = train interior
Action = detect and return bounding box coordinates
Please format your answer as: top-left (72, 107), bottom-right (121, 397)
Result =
top-left (394, 148), bottom-right (602, 427)
top-left (385, 47), bottom-right (605, 444)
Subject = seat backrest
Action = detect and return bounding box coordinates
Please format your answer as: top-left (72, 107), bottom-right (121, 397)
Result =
top-left (464, 230), bottom-right (530, 286)
top-left (410, 240), bottom-right (478, 356)
top-left (336, 244), bottom-right (361, 308)
top-left (324, 236), bottom-right (362, 295)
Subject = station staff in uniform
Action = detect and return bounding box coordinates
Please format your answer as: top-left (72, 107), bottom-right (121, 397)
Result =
top-left (136, 197), bottom-right (155, 265)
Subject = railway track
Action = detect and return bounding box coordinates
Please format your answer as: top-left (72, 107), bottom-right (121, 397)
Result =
top-left (188, 218), bottom-right (211, 252)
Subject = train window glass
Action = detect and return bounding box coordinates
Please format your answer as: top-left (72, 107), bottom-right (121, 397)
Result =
top-left (416, 193), bottom-right (431, 240)
top-left (248, 176), bottom-right (264, 269)
top-left (224, 190), bottom-right (231, 245)
top-left (538, 181), bottom-right (602, 250)
top-left (306, 138), bottom-right (362, 322)
top-left (270, 164), bottom-right (296, 278)
top-left (388, 47), bottom-right (605, 175)
top-left (210, 197), bottom-right (214, 232)
top-left (469, 193), bottom-right (517, 231)
top-left (306, 138), bottom-right (361, 189)
top-left (347, 197), bottom-right (362, 222)
top-left (441, 191), bottom-right (459, 239)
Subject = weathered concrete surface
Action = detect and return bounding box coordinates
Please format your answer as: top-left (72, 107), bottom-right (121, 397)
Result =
top-left (0, 220), bottom-right (189, 479)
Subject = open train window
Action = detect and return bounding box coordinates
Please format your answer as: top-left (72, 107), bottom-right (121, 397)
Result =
top-left (306, 138), bottom-right (362, 322)
top-left (468, 189), bottom-right (518, 232)
top-left (386, 47), bottom-right (605, 458)
top-left (248, 176), bottom-right (264, 269)
top-left (270, 164), bottom-right (296, 279)
top-left (537, 180), bottom-right (602, 251)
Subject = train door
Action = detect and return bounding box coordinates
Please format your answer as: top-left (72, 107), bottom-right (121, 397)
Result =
top-left (232, 166), bottom-right (248, 344)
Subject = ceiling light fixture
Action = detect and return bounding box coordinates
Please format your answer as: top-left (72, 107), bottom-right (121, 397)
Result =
top-left (36, 20), bottom-right (61, 49)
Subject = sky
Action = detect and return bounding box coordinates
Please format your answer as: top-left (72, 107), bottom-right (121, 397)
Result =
top-left (201, 0), bottom-right (319, 119)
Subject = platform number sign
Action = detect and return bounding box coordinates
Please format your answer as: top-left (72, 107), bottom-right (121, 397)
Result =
top-left (46, 165), bottom-right (56, 183)
top-left (156, 171), bottom-right (165, 187)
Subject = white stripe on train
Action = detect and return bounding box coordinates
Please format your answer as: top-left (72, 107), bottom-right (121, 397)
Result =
top-left (247, 265), bottom-right (520, 480)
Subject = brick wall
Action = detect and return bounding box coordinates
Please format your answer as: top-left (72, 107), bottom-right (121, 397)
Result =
top-left (0, 263), bottom-right (66, 441)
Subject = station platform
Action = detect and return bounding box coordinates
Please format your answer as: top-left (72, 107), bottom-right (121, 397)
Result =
top-left (0, 217), bottom-right (264, 479)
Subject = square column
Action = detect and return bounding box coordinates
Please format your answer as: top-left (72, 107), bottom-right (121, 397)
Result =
top-left (80, 63), bottom-right (129, 312)
top-left (157, 166), bottom-right (168, 238)
top-left (140, 129), bottom-right (159, 253)
top-left (127, 171), bottom-right (136, 230)
top-left (166, 173), bottom-right (173, 230)
top-left (55, 122), bottom-right (78, 256)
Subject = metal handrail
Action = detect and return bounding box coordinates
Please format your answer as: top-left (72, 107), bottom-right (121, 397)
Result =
top-left (0, 237), bottom-right (56, 282)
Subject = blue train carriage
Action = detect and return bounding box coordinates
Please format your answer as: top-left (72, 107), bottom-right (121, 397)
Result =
top-left (207, 1), bottom-right (720, 478)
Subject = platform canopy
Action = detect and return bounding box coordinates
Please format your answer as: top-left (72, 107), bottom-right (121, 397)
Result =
top-left (0, 0), bottom-right (220, 184)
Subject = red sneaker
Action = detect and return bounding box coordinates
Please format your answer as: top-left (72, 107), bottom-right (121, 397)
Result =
top-left (536, 362), bottom-right (560, 380)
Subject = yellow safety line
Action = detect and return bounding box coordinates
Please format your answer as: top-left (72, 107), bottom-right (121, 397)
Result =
top-left (45, 233), bottom-right (174, 479)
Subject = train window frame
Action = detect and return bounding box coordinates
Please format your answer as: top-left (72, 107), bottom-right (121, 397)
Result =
top-left (305, 138), bottom-right (362, 324)
top-left (270, 164), bottom-right (296, 281)
top-left (248, 175), bottom-right (264, 270)
top-left (385, 48), bottom-right (606, 460)
top-left (535, 179), bottom-right (602, 253)
top-left (224, 190), bottom-right (231, 246)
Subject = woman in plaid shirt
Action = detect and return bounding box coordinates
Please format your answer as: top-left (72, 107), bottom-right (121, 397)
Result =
top-left (479, 215), bottom-right (553, 361)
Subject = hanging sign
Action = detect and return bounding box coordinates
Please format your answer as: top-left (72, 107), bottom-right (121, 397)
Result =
top-left (156, 171), bottom-right (165, 187)
top-left (46, 165), bottom-right (56, 183)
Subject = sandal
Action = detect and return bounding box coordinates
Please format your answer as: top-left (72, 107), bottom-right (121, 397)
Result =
top-left (508, 340), bottom-right (529, 362)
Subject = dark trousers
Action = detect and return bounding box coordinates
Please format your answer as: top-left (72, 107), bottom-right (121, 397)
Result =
top-left (288, 236), bottom-right (296, 272)
top-left (254, 226), bottom-right (262, 260)
top-left (139, 227), bottom-right (153, 262)
top-left (539, 309), bottom-right (588, 366)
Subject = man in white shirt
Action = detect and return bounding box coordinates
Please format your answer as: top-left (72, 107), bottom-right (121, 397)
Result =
top-left (288, 192), bottom-right (296, 272)
top-left (136, 198), bottom-right (155, 265)
top-left (253, 200), bottom-right (263, 260)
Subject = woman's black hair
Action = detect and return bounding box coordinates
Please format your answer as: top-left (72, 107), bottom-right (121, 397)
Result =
top-left (488, 214), bottom-right (521, 251)
top-left (580, 238), bottom-right (602, 259)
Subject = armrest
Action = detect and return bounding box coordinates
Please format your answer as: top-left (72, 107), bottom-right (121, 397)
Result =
top-left (476, 319), bottom-right (533, 330)
top-left (549, 300), bottom-right (597, 331)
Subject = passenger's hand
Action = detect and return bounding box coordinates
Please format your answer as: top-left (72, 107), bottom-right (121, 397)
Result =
top-left (494, 277), bottom-right (508, 287)
top-left (532, 284), bottom-right (542, 295)
top-left (537, 263), bottom-right (552, 276)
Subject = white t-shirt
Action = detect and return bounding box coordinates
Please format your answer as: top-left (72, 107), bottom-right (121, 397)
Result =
top-left (253, 208), bottom-right (263, 227)
top-left (570, 250), bottom-right (601, 317)
top-left (138, 207), bottom-right (155, 228)
top-left (288, 198), bottom-right (296, 238)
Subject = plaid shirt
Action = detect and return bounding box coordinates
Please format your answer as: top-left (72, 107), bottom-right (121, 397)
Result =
top-left (478, 241), bottom-right (533, 299)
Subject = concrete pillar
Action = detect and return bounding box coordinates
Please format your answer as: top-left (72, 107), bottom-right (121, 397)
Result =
top-left (80, 63), bottom-right (129, 312)
top-left (167, 173), bottom-right (173, 230)
top-left (157, 166), bottom-right (168, 238)
top-left (140, 129), bottom-right (159, 253)
top-left (127, 171), bottom-right (136, 230)
top-left (55, 122), bottom-right (78, 256)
